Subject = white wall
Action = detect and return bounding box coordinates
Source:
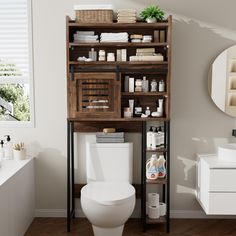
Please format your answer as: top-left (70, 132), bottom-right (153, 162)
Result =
top-left (1, 0), bottom-right (236, 215)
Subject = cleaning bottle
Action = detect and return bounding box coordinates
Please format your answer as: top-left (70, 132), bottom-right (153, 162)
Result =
top-left (157, 155), bottom-right (166, 178)
top-left (146, 154), bottom-right (159, 180)
top-left (4, 135), bottom-right (13, 160)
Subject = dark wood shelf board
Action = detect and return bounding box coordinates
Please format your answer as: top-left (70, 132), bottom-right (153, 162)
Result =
top-left (146, 216), bottom-right (166, 224)
top-left (146, 148), bottom-right (167, 153)
top-left (122, 92), bottom-right (168, 96)
top-left (69, 42), bottom-right (168, 47)
top-left (146, 178), bottom-right (167, 184)
top-left (68, 21), bottom-right (170, 29)
top-left (68, 117), bottom-right (169, 122)
top-left (69, 61), bottom-right (168, 66)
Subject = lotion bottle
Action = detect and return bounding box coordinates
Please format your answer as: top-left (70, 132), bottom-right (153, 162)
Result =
top-left (4, 135), bottom-right (13, 160)
top-left (147, 126), bottom-right (153, 149)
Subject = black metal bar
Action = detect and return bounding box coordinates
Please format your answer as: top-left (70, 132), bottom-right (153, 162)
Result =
top-left (141, 121), bottom-right (147, 232)
top-left (67, 120), bottom-right (71, 232)
top-left (71, 122), bottom-right (75, 218)
top-left (163, 122), bottom-right (167, 203)
top-left (166, 121), bottom-right (170, 233)
top-left (116, 65), bottom-right (120, 81)
top-left (70, 65), bottom-right (74, 81)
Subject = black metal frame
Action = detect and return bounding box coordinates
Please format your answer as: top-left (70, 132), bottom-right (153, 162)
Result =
top-left (141, 120), bottom-right (170, 233)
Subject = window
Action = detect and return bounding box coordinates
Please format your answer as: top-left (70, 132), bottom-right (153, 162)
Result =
top-left (0, 0), bottom-right (34, 125)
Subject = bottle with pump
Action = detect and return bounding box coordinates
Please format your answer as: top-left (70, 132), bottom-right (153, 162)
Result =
top-left (146, 126), bottom-right (153, 149)
top-left (158, 127), bottom-right (165, 148)
top-left (4, 135), bottom-right (13, 160)
top-left (145, 106), bottom-right (151, 116)
top-left (151, 127), bottom-right (158, 149)
top-left (146, 154), bottom-right (159, 180)
top-left (0, 140), bottom-right (4, 167)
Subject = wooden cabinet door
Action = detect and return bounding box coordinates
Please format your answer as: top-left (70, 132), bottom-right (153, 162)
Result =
top-left (68, 72), bottom-right (121, 119)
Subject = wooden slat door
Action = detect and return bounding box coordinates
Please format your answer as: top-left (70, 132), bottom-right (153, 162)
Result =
top-left (68, 72), bottom-right (121, 119)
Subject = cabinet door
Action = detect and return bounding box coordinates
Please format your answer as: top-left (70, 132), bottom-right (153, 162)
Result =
top-left (68, 72), bottom-right (121, 119)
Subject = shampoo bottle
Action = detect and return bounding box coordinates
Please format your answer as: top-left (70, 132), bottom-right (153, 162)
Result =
top-left (0, 140), bottom-right (4, 167)
top-left (151, 127), bottom-right (158, 149)
top-left (4, 135), bottom-right (13, 160)
top-left (146, 126), bottom-right (153, 148)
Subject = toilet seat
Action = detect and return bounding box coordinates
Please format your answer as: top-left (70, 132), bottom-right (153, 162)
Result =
top-left (81, 182), bottom-right (135, 206)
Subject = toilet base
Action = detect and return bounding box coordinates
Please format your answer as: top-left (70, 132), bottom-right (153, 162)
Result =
top-left (92, 225), bottom-right (124, 236)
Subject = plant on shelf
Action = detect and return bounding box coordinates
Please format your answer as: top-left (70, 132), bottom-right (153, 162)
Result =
top-left (140, 5), bottom-right (165, 23)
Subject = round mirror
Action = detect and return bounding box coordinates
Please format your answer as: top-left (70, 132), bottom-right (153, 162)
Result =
top-left (209, 45), bottom-right (236, 117)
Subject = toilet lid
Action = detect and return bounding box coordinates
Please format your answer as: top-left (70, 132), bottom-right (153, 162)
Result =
top-left (81, 182), bottom-right (135, 206)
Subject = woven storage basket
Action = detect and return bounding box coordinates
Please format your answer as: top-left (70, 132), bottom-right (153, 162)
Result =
top-left (76, 10), bottom-right (113, 23)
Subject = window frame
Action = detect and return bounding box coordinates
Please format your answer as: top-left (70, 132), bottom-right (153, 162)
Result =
top-left (0, 0), bottom-right (35, 127)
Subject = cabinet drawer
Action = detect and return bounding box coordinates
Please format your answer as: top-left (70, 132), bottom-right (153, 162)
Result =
top-left (210, 169), bottom-right (236, 191)
top-left (209, 192), bottom-right (236, 214)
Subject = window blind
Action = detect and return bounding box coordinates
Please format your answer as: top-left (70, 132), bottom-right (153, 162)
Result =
top-left (0, 0), bottom-right (30, 83)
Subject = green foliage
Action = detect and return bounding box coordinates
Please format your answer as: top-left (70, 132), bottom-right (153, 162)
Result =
top-left (0, 84), bottom-right (30, 121)
top-left (140, 6), bottom-right (165, 21)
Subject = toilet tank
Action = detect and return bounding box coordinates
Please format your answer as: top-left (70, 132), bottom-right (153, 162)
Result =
top-left (86, 143), bottom-right (133, 183)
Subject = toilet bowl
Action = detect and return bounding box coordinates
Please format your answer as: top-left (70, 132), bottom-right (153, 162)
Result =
top-left (81, 181), bottom-right (135, 236)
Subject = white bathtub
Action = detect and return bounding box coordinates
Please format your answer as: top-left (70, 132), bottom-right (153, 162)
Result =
top-left (0, 159), bottom-right (35, 236)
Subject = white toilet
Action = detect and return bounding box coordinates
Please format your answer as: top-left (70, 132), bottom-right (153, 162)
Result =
top-left (81, 142), bottom-right (135, 236)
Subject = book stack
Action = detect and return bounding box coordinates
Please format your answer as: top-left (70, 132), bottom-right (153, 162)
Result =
top-left (117, 9), bottom-right (136, 23)
top-left (96, 132), bottom-right (125, 143)
top-left (73, 31), bottom-right (98, 43)
top-left (129, 48), bottom-right (164, 62)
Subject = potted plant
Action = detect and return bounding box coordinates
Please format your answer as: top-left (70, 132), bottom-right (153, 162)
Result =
top-left (140, 6), bottom-right (165, 23)
top-left (13, 142), bottom-right (26, 160)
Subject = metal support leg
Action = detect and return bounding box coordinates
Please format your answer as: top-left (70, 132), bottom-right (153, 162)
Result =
top-left (67, 120), bottom-right (71, 232)
top-left (166, 121), bottom-right (170, 233)
top-left (71, 122), bottom-right (75, 218)
top-left (141, 121), bottom-right (147, 232)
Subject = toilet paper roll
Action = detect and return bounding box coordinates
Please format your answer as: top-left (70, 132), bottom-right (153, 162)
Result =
top-left (148, 205), bottom-right (160, 219)
top-left (159, 202), bottom-right (166, 216)
top-left (148, 193), bottom-right (159, 207)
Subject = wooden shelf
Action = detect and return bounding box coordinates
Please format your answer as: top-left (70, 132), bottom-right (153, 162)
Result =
top-left (146, 216), bottom-right (166, 224)
top-left (69, 61), bottom-right (168, 66)
top-left (122, 92), bottom-right (167, 96)
top-left (68, 117), bottom-right (170, 122)
top-left (146, 178), bottom-right (167, 184)
top-left (68, 21), bottom-right (170, 29)
top-left (69, 42), bottom-right (168, 47)
top-left (146, 148), bottom-right (167, 153)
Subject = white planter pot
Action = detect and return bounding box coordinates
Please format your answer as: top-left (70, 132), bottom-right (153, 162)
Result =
top-left (146, 17), bottom-right (157, 23)
top-left (13, 149), bottom-right (26, 160)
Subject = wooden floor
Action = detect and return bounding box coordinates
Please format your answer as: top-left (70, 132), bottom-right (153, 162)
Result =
top-left (25, 218), bottom-right (236, 236)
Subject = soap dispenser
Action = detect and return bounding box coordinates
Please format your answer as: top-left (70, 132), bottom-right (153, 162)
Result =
top-left (0, 140), bottom-right (4, 166)
top-left (4, 135), bottom-right (13, 160)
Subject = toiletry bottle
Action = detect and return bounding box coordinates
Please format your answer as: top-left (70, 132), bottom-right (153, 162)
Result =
top-left (129, 99), bottom-right (134, 117)
top-left (4, 135), bottom-right (13, 160)
top-left (134, 99), bottom-right (142, 117)
top-left (0, 140), bottom-right (4, 165)
top-left (146, 154), bottom-right (159, 180)
top-left (157, 98), bottom-right (164, 116)
top-left (89, 48), bottom-right (97, 61)
top-left (146, 126), bottom-right (153, 149)
top-left (142, 76), bottom-right (149, 92)
top-left (159, 80), bottom-right (165, 92)
top-left (150, 79), bottom-right (157, 92)
top-left (135, 79), bottom-right (142, 92)
top-left (158, 127), bottom-right (165, 148)
top-left (151, 127), bottom-right (158, 149)
top-left (157, 155), bottom-right (166, 178)
top-left (145, 106), bottom-right (151, 116)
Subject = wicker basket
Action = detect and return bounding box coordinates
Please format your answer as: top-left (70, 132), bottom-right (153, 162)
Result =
top-left (75, 10), bottom-right (113, 23)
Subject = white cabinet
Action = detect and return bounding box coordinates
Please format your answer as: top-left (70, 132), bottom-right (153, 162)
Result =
top-left (196, 154), bottom-right (236, 215)
top-left (0, 159), bottom-right (35, 236)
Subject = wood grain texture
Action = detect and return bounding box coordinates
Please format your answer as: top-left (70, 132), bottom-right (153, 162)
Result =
top-left (25, 218), bottom-right (236, 236)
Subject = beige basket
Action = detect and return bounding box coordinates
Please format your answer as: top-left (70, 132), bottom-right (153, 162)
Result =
top-left (75, 10), bottom-right (113, 23)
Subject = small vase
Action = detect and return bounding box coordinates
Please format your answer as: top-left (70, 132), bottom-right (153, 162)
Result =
top-left (13, 149), bottom-right (26, 160)
top-left (146, 17), bottom-right (157, 23)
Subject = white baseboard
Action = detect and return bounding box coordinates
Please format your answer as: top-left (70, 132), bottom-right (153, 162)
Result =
top-left (35, 209), bottom-right (236, 219)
